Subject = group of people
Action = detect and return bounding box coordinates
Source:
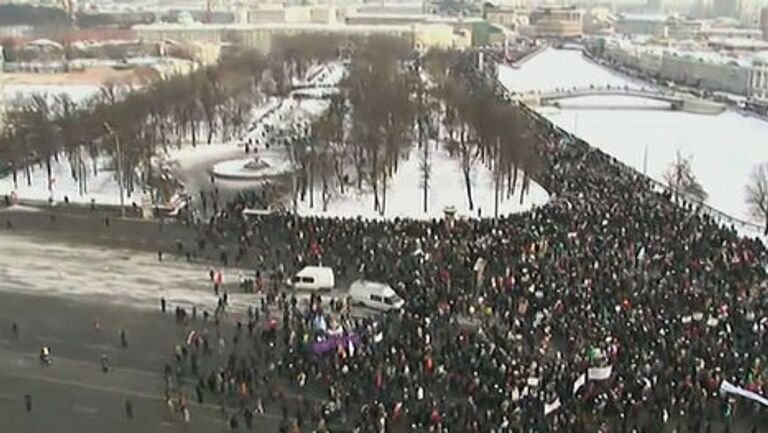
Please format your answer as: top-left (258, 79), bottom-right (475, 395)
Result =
top-left (160, 67), bottom-right (768, 433)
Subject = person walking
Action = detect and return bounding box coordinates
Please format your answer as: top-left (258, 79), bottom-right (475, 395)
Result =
top-left (125, 399), bottom-right (133, 420)
top-left (161, 297), bottom-right (166, 313)
top-left (120, 329), bottom-right (128, 348)
top-left (11, 322), bottom-right (18, 339)
top-left (24, 394), bottom-right (31, 413)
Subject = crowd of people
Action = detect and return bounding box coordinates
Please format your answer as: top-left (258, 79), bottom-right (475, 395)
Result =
top-left (160, 66), bottom-right (768, 433)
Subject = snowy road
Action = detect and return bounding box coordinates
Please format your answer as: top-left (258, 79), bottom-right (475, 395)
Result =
top-left (0, 233), bottom-right (254, 313)
top-left (0, 233), bottom-right (377, 318)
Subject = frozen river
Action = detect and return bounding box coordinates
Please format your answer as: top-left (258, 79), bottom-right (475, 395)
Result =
top-left (498, 48), bottom-right (768, 230)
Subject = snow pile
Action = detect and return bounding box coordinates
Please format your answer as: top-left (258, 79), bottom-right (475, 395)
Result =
top-left (296, 143), bottom-right (550, 220)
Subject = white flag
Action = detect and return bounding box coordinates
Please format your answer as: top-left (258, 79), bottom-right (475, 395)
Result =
top-left (573, 373), bottom-right (587, 395)
top-left (720, 380), bottom-right (768, 407)
top-left (588, 365), bottom-right (613, 381)
top-left (544, 398), bottom-right (561, 416)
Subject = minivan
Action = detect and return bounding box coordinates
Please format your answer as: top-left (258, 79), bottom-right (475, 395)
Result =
top-left (348, 280), bottom-right (405, 312)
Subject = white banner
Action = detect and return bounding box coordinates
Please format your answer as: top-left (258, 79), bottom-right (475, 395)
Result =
top-left (588, 365), bottom-right (613, 381)
top-left (544, 398), bottom-right (561, 416)
top-left (527, 377), bottom-right (540, 387)
top-left (573, 373), bottom-right (587, 395)
top-left (720, 380), bottom-right (768, 407)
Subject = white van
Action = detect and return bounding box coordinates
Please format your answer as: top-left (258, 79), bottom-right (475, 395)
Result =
top-left (348, 280), bottom-right (405, 312)
top-left (288, 266), bottom-right (335, 291)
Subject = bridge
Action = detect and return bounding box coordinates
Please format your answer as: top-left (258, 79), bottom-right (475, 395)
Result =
top-left (518, 86), bottom-right (727, 115)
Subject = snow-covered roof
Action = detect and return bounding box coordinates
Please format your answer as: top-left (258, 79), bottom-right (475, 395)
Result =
top-left (618, 13), bottom-right (669, 23)
top-left (134, 22), bottom-right (417, 33)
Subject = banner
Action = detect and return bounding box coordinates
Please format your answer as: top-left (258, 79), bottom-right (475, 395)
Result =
top-left (588, 365), bottom-right (613, 381)
top-left (544, 398), bottom-right (561, 416)
top-left (720, 380), bottom-right (768, 408)
top-left (527, 377), bottom-right (540, 387)
top-left (312, 333), bottom-right (359, 355)
top-left (573, 373), bottom-right (587, 395)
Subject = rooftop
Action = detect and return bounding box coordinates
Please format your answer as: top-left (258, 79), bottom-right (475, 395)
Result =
top-left (134, 22), bottom-right (418, 33)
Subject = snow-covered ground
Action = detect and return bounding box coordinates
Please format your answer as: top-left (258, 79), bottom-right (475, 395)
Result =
top-left (498, 48), bottom-right (768, 238)
top-left (0, 157), bottom-right (144, 206)
top-left (0, 230), bottom-right (373, 317)
top-left (3, 84), bottom-right (102, 106)
top-left (296, 143), bottom-right (549, 220)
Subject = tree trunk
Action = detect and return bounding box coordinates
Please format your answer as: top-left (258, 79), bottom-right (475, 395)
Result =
top-left (372, 152), bottom-right (380, 213)
top-left (309, 156), bottom-right (314, 209)
top-left (381, 171), bottom-right (387, 216)
top-left (463, 165), bottom-right (474, 212)
top-left (46, 157), bottom-right (52, 192)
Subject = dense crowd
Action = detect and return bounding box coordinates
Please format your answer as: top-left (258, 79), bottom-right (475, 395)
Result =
top-left (163, 74), bottom-right (768, 433)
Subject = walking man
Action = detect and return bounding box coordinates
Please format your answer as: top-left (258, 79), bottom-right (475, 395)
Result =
top-left (161, 297), bottom-right (166, 313)
top-left (125, 399), bottom-right (133, 420)
top-left (24, 394), bottom-right (31, 413)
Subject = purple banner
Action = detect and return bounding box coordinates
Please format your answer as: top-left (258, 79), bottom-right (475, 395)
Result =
top-left (312, 333), bottom-right (359, 355)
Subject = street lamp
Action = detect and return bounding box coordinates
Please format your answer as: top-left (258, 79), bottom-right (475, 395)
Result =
top-left (102, 122), bottom-right (126, 218)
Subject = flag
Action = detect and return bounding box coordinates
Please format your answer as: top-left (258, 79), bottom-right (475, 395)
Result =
top-left (544, 398), bottom-right (561, 416)
top-left (588, 365), bottom-right (613, 381)
top-left (720, 380), bottom-right (768, 407)
top-left (573, 373), bottom-right (587, 395)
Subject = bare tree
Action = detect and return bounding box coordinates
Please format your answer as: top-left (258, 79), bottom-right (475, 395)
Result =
top-left (664, 152), bottom-right (707, 203)
top-left (746, 162), bottom-right (768, 235)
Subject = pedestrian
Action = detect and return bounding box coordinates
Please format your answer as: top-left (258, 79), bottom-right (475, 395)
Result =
top-left (161, 297), bottom-right (166, 313)
top-left (158, 251), bottom-right (163, 262)
top-left (120, 329), bottom-right (128, 348)
top-left (196, 385), bottom-right (203, 404)
top-left (24, 394), bottom-right (31, 413)
top-left (229, 414), bottom-right (239, 431)
top-left (11, 322), bottom-right (18, 339)
top-left (104, 217), bottom-right (110, 227)
top-left (125, 399), bottom-right (133, 419)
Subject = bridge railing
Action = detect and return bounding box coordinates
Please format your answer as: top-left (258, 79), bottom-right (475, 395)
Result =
top-left (478, 61), bottom-right (767, 238)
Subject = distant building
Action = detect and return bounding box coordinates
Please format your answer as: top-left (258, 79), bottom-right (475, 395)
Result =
top-left (647, 0), bottom-right (663, 14)
top-left (485, 6), bottom-right (527, 31)
top-left (759, 6), bottom-right (768, 38)
top-left (751, 52), bottom-right (768, 101)
top-left (529, 6), bottom-right (583, 38)
top-left (615, 13), bottom-right (667, 36)
top-left (134, 21), bottom-right (471, 54)
top-left (615, 14), bottom-right (702, 40)
top-left (712, 0), bottom-right (739, 18)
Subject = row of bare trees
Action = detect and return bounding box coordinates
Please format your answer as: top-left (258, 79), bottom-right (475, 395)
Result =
top-left (427, 49), bottom-right (541, 217)
top-left (0, 34), bottom-right (346, 203)
top-left (294, 45), bottom-right (543, 217)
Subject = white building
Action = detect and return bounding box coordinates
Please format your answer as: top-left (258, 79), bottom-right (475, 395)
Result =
top-left (750, 52), bottom-right (768, 101)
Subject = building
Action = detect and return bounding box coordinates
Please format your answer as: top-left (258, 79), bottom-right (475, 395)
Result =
top-left (603, 38), bottom-right (664, 75)
top-left (529, 6), bottom-right (583, 38)
top-left (134, 21), bottom-right (471, 54)
top-left (760, 7), bottom-right (768, 38)
top-left (712, 0), bottom-right (740, 18)
top-left (750, 52), bottom-right (768, 101)
top-left (615, 13), bottom-right (667, 36)
top-left (485, 6), bottom-right (527, 31)
top-left (647, 0), bottom-right (663, 14)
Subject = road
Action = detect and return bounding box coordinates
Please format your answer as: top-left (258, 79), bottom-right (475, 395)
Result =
top-left (0, 291), bottom-right (233, 433)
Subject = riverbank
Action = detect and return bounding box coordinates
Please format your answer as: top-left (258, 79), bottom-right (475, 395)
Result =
top-left (495, 48), bottom-right (767, 239)
top-left (581, 47), bottom-right (768, 123)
